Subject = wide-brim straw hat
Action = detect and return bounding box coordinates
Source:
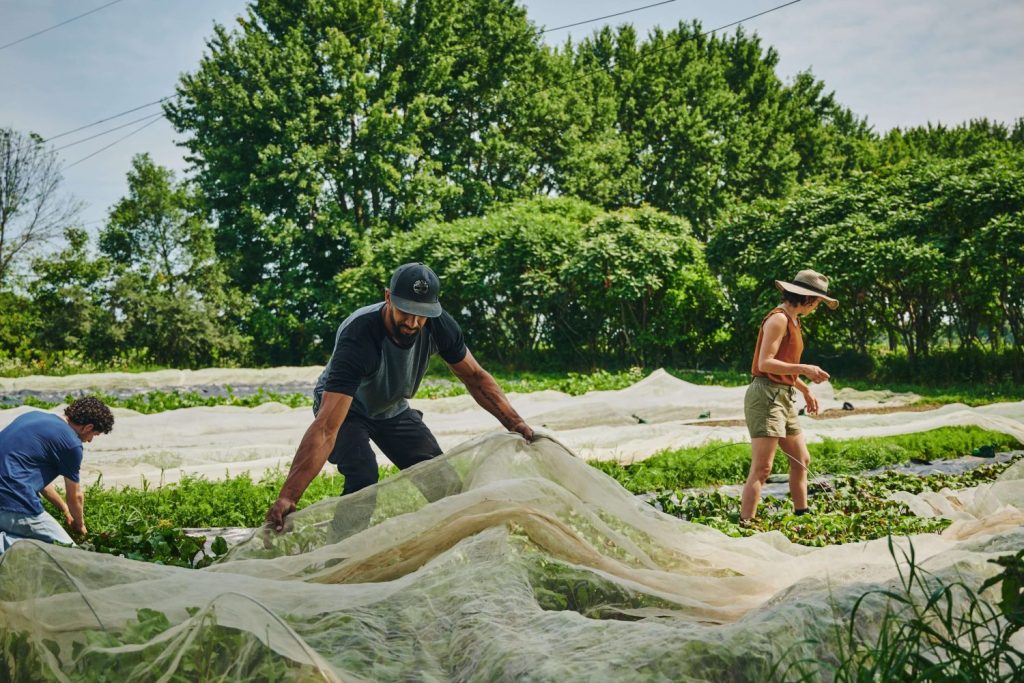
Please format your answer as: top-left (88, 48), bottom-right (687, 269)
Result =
top-left (775, 269), bottom-right (839, 309)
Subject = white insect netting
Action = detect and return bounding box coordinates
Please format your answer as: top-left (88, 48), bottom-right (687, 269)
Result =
top-left (1, 369), bottom-right (1023, 680)
top-left (4, 368), bottom-right (1019, 488)
top-left (1, 432), bottom-right (1023, 681)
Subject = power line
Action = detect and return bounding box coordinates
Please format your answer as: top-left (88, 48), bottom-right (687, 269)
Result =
top-left (532, 0), bottom-right (804, 99)
top-left (48, 1), bottom-right (803, 169)
top-left (540, 0), bottom-right (678, 34)
top-left (43, 97), bottom-right (170, 142)
top-left (0, 0), bottom-right (128, 52)
top-left (51, 112), bottom-right (165, 152)
top-left (41, 0), bottom-right (685, 145)
top-left (63, 115), bottom-right (164, 170)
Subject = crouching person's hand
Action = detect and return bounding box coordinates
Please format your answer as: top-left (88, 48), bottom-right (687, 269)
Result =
top-left (510, 420), bottom-right (535, 443)
top-left (265, 496), bottom-right (296, 533)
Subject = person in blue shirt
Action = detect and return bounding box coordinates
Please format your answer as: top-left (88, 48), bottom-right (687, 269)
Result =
top-left (0, 396), bottom-right (114, 553)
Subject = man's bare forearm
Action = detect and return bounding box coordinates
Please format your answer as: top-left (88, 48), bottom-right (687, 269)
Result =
top-left (66, 483), bottom-right (85, 533)
top-left (41, 484), bottom-right (68, 514)
top-left (266, 391), bottom-right (352, 529)
top-left (68, 494), bottom-right (84, 524)
top-left (464, 370), bottom-right (526, 430)
top-left (278, 423), bottom-right (336, 503)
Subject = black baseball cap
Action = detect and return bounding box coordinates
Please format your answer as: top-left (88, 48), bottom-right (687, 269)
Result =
top-left (389, 263), bottom-right (443, 318)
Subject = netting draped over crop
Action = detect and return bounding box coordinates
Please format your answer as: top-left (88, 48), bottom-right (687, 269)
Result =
top-left (2, 432), bottom-right (1022, 681)
top-left (6, 368), bottom-right (1022, 489)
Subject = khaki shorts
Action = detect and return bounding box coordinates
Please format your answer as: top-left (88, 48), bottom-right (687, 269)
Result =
top-left (744, 377), bottom-right (802, 438)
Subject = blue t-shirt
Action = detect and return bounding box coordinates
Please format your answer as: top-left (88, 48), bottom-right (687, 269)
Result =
top-left (0, 412), bottom-right (83, 516)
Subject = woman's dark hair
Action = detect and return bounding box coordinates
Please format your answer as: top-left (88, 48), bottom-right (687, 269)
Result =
top-left (65, 396), bottom-right (115, 434)
top-left (781, 290), bottom-right (818, 307)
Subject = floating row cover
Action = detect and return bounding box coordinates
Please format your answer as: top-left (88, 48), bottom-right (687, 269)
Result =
top-left (1, 431), bottom-right (1023, 681)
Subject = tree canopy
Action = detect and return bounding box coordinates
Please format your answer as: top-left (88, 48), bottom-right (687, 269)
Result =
top-left (0, 2), bottom-right (1020, 382)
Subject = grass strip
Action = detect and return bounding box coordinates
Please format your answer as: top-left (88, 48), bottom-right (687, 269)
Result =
top-left (588, 426), bottom-right (1023, 493)
top-left (3, 387), bottom-right (312, 413)
top-left (2, 369), bottom-right (651, 411)
top-left (832, 377), bottom-right (1024, 407)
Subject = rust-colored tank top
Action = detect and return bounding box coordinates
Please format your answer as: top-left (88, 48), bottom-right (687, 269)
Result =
top-left (750, 306), bottom-right (803, 386)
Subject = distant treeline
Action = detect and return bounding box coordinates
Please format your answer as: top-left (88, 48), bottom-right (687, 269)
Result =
top-left (0, 0), bottom-right (1021, 382)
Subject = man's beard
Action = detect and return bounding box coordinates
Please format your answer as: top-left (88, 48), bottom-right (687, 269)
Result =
top-left (390, 310), bottom-right (422, 348)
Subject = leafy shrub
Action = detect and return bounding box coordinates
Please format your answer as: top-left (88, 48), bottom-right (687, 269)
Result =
top-left (591, 427), bottom-right (1023, 491)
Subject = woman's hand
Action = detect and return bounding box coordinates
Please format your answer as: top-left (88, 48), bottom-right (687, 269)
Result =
top-left (800, 386), bottom-right (820, 415)
top-left (801, 364), bottom-right (830, 383)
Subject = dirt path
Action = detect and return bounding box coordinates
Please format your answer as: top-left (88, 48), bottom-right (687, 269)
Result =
top-left (696, 402), bottom-right (944, 428)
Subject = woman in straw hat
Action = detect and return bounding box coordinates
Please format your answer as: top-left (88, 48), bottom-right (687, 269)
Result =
top-left (740, 269), bottom-right (838, 523)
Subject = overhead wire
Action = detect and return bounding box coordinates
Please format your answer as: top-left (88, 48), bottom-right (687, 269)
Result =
top-left (47, 0), bottom-right (803, 169)
top-left (524, 0), bottom-right (803, 100)
top-left (0, 0), bottom-right (128, 52)
top-left (540, 0), bottom-right (678, 34)
top-left (63, 115), bottom-right (165, 170)
top-left (43, 97), bottom-right (170, 142)
top-left (51, 112), bottom-right (165, 152)
top-left (42, 0), bottom-right (687, 146)
top-left (40, 3), bottom-right (388, 143)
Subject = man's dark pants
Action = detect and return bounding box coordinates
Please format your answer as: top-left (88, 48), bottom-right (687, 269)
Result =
top-left (327, 408), bottom-right (461, 540)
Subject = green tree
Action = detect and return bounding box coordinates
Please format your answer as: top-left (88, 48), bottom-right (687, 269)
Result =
top-left (709, 146), bottom-right (1024, 371)
top-left (29, 227), bottom-right (115, 361)
top-left (968, 213), bottom-right (1024, 353)
top-left (100, 154), bottom-right (250, 367)
top-left (165, 0), bottom-right (553, 362)
top-left (336, 198), bottom-right (726, 368)
top-left (0, 290), bottom-right (41, 364)
top-left (876, 119), bottom-right (1022, 167)
top-left (557, 23), bottom-right (872, 239)
top-left (563, 206), bottom-right (727, 366)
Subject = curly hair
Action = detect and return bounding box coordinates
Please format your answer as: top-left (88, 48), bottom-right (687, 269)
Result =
top-left (64, 396), bottom-right (115, 434)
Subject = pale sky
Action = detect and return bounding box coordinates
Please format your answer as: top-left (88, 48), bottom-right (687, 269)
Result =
top-left (1, 0), bottom-right (1022, 229)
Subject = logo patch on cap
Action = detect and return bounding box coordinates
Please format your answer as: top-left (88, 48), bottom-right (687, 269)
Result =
top-left (413, 279), bottom-right (429, 295)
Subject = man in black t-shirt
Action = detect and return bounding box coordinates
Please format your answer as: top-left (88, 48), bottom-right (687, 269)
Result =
top-left (265, 263), bottom-right (535, 531)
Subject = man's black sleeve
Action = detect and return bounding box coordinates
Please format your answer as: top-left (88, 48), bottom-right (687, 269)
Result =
top-left (323, 327), bottom-right (379, 396)
top-left (432, 311), bottom-right (468, 364)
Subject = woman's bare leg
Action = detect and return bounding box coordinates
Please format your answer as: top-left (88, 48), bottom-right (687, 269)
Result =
top-left (741, 438), bottom-right (779, 520)
top-left (779, 433), bottom-right (811, 511)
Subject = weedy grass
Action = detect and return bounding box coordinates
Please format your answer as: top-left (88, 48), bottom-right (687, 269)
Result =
top-left (74, 466), bottom-right (396, 530)
top-left (3, 368), bottom-right (650, 409)
top-left (0, 351), bottom-right (164, 379)
top-left (772, 540), bottom-right (1024, 682)
top-left (589, 426), bottom-right (1023, 492)
top-left (43, 466), bottom-right (395, 567)
top-left (417, 366), bottom-right (651, 398)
